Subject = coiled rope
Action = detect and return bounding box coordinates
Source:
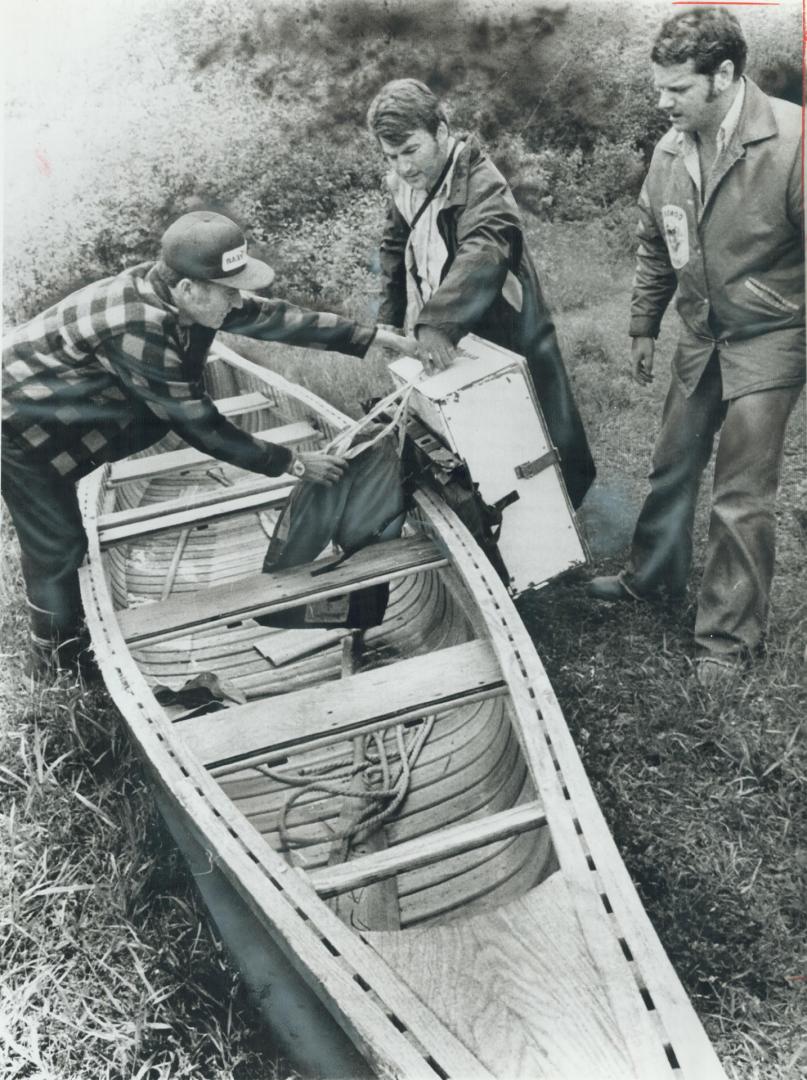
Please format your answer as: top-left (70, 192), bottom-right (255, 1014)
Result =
top-left (258, 713), bottom-right (434, 863)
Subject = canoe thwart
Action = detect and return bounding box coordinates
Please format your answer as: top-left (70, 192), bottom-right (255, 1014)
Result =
top-left (184, 638), bottom-right (505, 770)
top-left (119, 536), bottom-right (448, 646)
top-left (98, 480), bottom-right (294, 546)
top-left (108, 420), bottom-right (321, 485)
top-left (310, 800), bottom-right (547, 898)
top-left (212, 391), bottom-right (272, 417)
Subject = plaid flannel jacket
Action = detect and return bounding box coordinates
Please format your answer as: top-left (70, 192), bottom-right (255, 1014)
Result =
top-left (2, 263), bottom-right (375, 482)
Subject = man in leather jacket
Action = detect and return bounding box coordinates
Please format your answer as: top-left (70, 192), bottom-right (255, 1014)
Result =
top-left (366, 78), bottom-right (595, 510)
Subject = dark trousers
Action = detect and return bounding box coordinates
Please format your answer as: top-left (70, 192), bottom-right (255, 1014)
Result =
top-left (622, 355), bottom-right (803, 659)
top-left (1, 438), bottom-right (88, 650)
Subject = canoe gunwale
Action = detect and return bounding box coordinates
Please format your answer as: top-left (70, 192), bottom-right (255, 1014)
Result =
top-left (76, 345), bottom-right (727, 1080)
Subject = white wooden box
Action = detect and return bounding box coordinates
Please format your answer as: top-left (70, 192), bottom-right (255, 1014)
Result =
top-left (389, 333), bottom-right (587, 595)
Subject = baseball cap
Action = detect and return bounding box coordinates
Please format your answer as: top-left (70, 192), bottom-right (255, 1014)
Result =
top-left (160, 211), bottom-right (275, 290)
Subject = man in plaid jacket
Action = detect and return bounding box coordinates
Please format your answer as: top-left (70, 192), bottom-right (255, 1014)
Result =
top-left (2, 211), bottom-right (417, 676)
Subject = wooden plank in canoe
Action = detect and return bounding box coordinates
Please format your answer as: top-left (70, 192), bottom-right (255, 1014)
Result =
top-left (98, 475), bottom-right (292, 531)
top-left (309, 800), bottom-right (547, 898)
top-left (99, 482), bottom-right (294, 546)
top-left (253, 627), bottom-right (346, 666)
top-left (108, 420), bottom-right (320, 485)
top-left (180, 639), bottom-right (504, 768)
top-left (119, 536), bottom-right (448, 645)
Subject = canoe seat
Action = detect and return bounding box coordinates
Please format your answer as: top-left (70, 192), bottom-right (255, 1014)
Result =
top-left (181, 638), bottom-right (504, 769)
top-left (309, 800), bottom-right (546, 898)
top-left (98, 477), bottom-right (294, 547)
top-left (108, 420), bottom-right (321, 485)
top-left (119, 536), bottom-right (448, 646)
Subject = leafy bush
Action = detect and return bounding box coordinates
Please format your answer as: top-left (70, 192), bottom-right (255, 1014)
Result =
top-left (4, 0), bottom-right (802, 325)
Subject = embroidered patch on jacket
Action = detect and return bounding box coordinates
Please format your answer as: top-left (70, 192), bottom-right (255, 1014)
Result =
top-left (661, 205), bottom-right (689, 269)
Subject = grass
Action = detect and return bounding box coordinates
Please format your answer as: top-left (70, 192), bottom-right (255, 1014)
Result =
top-left (1, 214), bottom-right (805, 1079)
top-left (0, 544), bottom-right (290, 1078)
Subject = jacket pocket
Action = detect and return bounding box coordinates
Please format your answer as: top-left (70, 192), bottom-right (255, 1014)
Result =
top-left (744, 278), bottom-right (800, 316)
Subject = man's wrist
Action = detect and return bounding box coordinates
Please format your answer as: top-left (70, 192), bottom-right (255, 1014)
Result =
top-left (290, 454), bottom-right (307, 479)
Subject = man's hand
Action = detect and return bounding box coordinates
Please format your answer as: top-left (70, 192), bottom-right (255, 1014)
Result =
top-left (415, 326), bottom-right (456, 373)
top-left (294, 451), bottom-right (348, 486)
top-left (374, 326), bottom-right (421, 358)
top-left (632, 336), bottom-right (655, 386)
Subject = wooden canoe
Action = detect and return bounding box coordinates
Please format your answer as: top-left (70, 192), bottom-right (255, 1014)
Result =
top-left (78, 341), bottom-right (726, 1080)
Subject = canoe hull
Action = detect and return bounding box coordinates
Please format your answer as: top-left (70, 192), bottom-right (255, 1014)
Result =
top-left (78, 341), bottom-right (727, 1080)
top-left (151, 782), bottom-right (371, 1078)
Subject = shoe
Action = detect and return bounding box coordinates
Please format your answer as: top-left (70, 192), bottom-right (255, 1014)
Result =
top-left (24, 637), bottom-right (102, 685)
top-left (586, 575), bottom-right (642, 602)
top-left (695, 657), bottom-right (741, 689)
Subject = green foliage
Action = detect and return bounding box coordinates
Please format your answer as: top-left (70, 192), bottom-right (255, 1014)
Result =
top-left (5, 0), bottom-right (802, 325)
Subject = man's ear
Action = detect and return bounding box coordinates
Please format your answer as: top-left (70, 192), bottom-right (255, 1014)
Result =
top-left (714, 59), bottom-right (735, 92)
top-left (170, 278), bottom-right (197, 306)
top-left (436, 119), bottom-right (450, 148)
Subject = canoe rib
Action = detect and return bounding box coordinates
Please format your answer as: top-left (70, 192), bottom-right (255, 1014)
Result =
top-left (119, 536), bottom-right (448, 645)
top-left (181, 638), bottom-right (505, 769)
top-left (310, 800), bottom-right (547, 898)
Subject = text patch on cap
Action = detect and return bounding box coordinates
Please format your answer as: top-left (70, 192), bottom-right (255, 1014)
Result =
top-left (221, 243), bottom-right (247, 272)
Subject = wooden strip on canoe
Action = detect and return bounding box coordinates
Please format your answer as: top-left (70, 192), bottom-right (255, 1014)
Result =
top-left (99, 483), bottom-right (294, 546)
top-left (108, 420), bottom-right (320, 485)
top-left (309, 800), bottom-right (546, 898)
top-left (119, 536), bottom-right (447, 645)
top-left (180, 639), bottom-right (504, 768)
top-left (213, 391), bottom-right (271, 417)
top-left (98, 475), bottom-right (292, 532)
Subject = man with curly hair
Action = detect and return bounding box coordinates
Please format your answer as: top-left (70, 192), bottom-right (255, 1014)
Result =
top-left (586, 8), bottom-right (804, 688)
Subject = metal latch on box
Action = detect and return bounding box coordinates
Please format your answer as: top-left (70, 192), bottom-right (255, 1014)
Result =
top-left (515, 448), bottom-right (559, 480)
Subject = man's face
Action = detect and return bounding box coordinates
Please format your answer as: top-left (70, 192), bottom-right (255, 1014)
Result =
top-left (378, 122), bottom-right (450, 191)
top-left (176, 280), bottom-right (244, 328)
top-left (652, 59), bottom-right (732, 134)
